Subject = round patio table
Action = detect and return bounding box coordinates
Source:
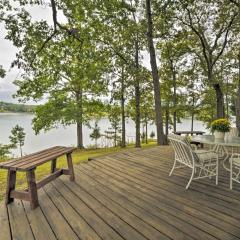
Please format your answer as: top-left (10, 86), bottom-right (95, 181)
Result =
top-left (191, 135), bottom-right (240, 171)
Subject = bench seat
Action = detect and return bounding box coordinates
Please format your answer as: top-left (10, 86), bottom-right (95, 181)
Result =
top-left (0, 146), bottom-right (75, 171)
top-left (0, 146), bottom-right (76, 210)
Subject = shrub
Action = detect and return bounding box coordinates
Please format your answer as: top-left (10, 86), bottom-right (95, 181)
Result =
top-left (150, 131), bottom-right (155, 138)
top-left (211, 118), bottom-right (231, 132)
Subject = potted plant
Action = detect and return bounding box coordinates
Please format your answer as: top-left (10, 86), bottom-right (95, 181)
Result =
top-left (211, 118), bottom-right (231, 139)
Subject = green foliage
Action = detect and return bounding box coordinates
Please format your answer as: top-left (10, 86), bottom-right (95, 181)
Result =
top-left (150, 131), bottom-right (155, 138)
top-left (0, 144), bottom-right (11, 160)
top-left (9, 125), bottom-right (26, 156)
top-left (90, 122), bottom-right (101, 148)
top-left (211, 118), bottom-right (231, 132)
top-left (0, 66), bottom-right (5, 78)
top-left (108, 104), bottom-right (121, 132)
top-left (1, 0), bottom-right (239, 147)
top-left (108, 104), bottom-right (121, 146)
top-left (141, 132), bottom-right (146, 143)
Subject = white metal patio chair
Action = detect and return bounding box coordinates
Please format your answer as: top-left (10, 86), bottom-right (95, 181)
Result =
top-left (168, 134), bottom-right (219, 189)
top-left (229, 127), bottom-right (239, 137)
top-left (230, 153), bottom-right (240, 190)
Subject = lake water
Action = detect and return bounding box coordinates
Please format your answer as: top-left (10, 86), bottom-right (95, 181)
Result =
top-left (0, 112), bottom-right (208, 156)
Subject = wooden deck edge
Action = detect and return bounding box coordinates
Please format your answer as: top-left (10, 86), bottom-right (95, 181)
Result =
top-left (86, 145), bottom-right (163, 162)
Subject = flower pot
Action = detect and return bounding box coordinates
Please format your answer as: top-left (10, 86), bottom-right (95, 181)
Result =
top-left (214, 131), bottom-right (225, 139)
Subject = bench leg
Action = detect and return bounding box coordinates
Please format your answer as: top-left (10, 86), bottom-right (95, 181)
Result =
top-left (26, 170), bottom-right (39, 210)
top-left (67, 153), bottom-right (75, 181)
top-left (6, 170), bottom-right (16, 205)
top-left (51, 159), bottom-right (57, 173)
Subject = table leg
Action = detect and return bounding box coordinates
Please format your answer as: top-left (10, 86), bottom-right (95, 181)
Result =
top-left (26, 170), bottom-right (39, 210)
top-left (67, 153), bottom-right (75, 181)
top-left (5, 170), bottom-right (16, 205)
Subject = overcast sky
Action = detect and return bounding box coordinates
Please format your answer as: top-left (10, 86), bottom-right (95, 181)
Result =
top-left (0, 4), bottom-right (152, 104)
top-left (0, 5), bottom-right (54, 104)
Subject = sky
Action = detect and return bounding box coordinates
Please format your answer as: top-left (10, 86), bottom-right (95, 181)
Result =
top-left (0, 5), bottom-right (54, 104)
top-left (0, 4), bottom-right (152, 104)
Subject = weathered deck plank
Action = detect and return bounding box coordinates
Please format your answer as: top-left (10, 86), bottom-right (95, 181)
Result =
top-left (0, 202), bottom-right (11, 240)
top-left (38, 188), bottom-right (79, 240)
top-left (0, 146), bottom-right (240, 240)
top-left (8, 200), bottom-right (34, 239)
top-left (43, 183), bottom-right (102, 240)
top-left (76, 164), bottom-right (239, 240)
top-left (22, 200), bottom-right (57, 240)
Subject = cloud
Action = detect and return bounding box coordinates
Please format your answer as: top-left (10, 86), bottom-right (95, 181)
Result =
top-left (0, 5), bottom-right (54, 103)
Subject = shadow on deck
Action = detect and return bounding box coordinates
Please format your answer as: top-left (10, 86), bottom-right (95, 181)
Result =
top-left (1, 146), bottom-right (240, 240)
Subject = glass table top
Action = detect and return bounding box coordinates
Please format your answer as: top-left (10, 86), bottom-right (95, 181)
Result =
top-left (191, 135), bottom-right (240, 147)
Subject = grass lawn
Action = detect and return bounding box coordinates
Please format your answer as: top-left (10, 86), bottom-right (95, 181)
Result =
top-left (0, 141), bottom-right (157, 202)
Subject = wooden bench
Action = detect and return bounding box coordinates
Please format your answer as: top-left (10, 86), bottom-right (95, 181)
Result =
top-left (0, 146), bottom-right (75, 210)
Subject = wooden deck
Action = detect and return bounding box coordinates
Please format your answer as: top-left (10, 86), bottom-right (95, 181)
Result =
top-left (1, 146), bottom-right (240, 240)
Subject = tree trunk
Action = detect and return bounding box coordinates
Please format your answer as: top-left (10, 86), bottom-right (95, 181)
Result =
top-left (19, 144), bottom-right (23, 157)
top-left (225, 82), bottom-right (229, 119)
top-left (145, 120), bottom-right (148, 144)
top-left (114, 128), bottom-right (117, 147)
top-left (135, 37), bottom-right (141, 148)
top-left (146, 0), bottom-right (166, 145)
top-left (76, 90), bottom-right (84, 149)
top-left (165, 108), bottom-right (169, 136)
top-left (236, 51), bottom-right (240, 135)
top-left (121, 68), bottom-right (126, 148)
top-left (191, 95), bottom-right (194, 132)
top-left (170, 59), bottom-right (177, 132)
top-left (213, 83), bottom-right (225, 119)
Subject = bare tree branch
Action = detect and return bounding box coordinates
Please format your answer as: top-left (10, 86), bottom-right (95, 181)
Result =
top-left (30, 0), bottom-right (84, 67)
top-left (185, 7), bottom-right (210, 67)
top-left (212, 12), bottom-right (238, 66)
top-left (30, 32), bottom-right (56, 67)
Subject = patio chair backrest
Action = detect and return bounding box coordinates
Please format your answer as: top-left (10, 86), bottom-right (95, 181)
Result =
top-left (168, 134), bottom-right (195, 167)
top-left (230, 127), bottom-right (239, 137)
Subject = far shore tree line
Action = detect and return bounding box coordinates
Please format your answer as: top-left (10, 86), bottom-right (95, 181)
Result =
top-left (0, 0), bottom-right (239, 149)
top-left (0, 101), bottom-right (36, 113)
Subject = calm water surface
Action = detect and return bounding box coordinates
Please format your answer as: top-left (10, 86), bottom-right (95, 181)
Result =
top-left (0, 113), bottom-right (208, 156)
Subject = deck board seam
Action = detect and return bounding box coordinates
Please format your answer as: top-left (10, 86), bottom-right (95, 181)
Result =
top-left (36, 190), bottom-right (73, 240)
top-left (5, 202), bottom-right (13, 240)
top-left (57, 178), bottom-right (157, 240)
top-left (41, 187), bottom-right (82, 240)
top-left (100, 155), bottom-right (240, 213)
top-left (50, 180), bottom-right (126, 240)
top-left (20, 200), bottom-right (37, 240)
top-left (45, 182), bottom-right (105, 240)
top-left (76, 164), bottom-right (240, 240)
top-left (75, 166), bottom-right (221, 240)
top-left (110, 154), bottom-right (240, 203)
top-left (89, 159), bottom-right (240, 227)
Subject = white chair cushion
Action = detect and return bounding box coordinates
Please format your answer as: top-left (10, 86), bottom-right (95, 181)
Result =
top-left (194, 150), bottom-right (218, 163)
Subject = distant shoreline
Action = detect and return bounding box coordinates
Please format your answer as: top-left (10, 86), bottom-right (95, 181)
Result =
top-left (0, 111), bottom-right (34, 114)
top-left (0, 101), bottom-right (36, 113)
